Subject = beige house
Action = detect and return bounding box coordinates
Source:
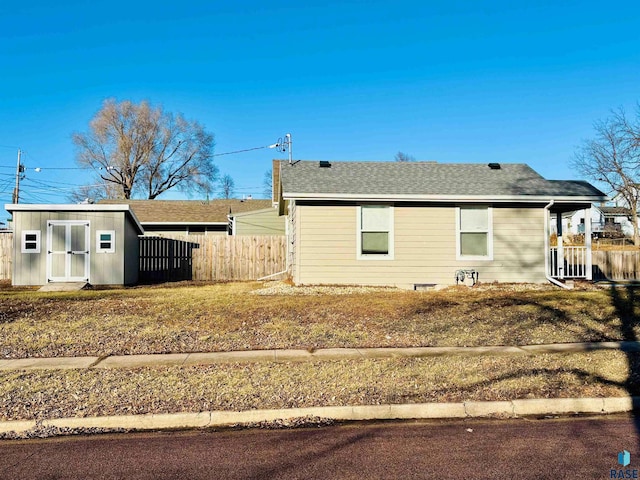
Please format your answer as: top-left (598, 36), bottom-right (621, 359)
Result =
top-left (276, 161), bottom-right (606, 289)
top-left (99, 199), bottom-right (284, 236)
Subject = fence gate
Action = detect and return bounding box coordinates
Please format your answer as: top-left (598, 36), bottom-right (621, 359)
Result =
top-left (139, 236), bottom-right (200, 283)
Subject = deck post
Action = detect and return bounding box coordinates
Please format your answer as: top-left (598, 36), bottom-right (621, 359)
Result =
top-left (556, 212), bottom-right (564, 279)
top-left (584, 205), bottom-right (593, 280)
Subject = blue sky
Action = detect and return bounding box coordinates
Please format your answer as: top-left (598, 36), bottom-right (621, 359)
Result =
top-left (1, 0), bottom-right (639, 206)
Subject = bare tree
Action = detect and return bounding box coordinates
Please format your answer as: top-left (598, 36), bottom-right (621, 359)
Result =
top-left (68, 183), bottom-right (120, 204)
top-left (573, 107), bottom-right (640, 245)
top-left (218, 174), bottom-right (235, 199)
top-left (394, 151), bottom-right (416, 162)
top-left (263, 168), bottom-right (272, 199)
top-left (73, 99), bottom-right (217, 199)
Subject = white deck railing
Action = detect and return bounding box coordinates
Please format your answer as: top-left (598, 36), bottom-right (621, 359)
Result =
top-left (549, 246), bottom-right (588, 279)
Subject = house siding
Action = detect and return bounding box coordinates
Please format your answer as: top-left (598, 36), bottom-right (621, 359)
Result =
top-left (294, 204), bottom-right (546, 288)
top-left (290, 201), bottom-right (300, 282)
top-left (234, 208), bottom-right (285, 235)
top-left (141, 226), bottom-right (227, 236)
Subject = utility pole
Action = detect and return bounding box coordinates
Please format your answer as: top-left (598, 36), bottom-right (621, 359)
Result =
top-left (12, 149), bottom-right (24, 204)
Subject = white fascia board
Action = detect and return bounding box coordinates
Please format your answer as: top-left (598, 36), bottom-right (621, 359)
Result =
top-left (4, 203), bottom-right (145, 234)
top-left (142, 221), bottom-right (228, 226)
top-left (5, 203), bottom-right (135, 212)
top-left (282, 193), bottom-right (608, 203)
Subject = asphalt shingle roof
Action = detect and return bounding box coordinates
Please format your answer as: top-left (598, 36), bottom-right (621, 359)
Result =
top-left (600, 206), bottom-right (631, 216)
top-left (98, 199), bottom-right (272, 223)
top-left (280, 161), bottom-right (606, 198)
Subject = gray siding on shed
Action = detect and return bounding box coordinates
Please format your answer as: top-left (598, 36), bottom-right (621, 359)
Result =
top-left (11, 209), bottom-right (139, 286)
top-left (123, 214), bottom-right (140, 285)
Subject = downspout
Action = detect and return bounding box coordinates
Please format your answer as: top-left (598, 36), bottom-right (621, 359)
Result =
top-left (545, 200), bottom-right (571, 289)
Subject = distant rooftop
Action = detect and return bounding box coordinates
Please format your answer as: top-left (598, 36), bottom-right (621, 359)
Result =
top-left (99, 199), bottom-right (272, 223)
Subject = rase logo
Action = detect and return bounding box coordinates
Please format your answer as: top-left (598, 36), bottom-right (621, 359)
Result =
top-left (611, 450), bottom-right (639, 479)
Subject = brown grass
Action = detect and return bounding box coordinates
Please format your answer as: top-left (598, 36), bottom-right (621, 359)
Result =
top-left (0, 351), bottom-right (634, 422)
top-left (3, 282), bottom-right (639, 424)
top-left (1, 281), bottom-right (639, 359)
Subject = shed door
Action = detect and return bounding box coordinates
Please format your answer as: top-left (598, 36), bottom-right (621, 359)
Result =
top-left (47, 221), bottom-right (90, 282)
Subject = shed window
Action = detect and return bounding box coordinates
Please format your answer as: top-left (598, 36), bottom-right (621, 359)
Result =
top-left (457, 207), bottom-right (493, 260)
top-left (96, 230), bottom-right (115, 253)
top-left (357, 206), bottom-right (394, 259)
top-left (22, 230), bottom-right (41, 253)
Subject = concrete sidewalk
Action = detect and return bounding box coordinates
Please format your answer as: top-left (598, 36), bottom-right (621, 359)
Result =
top-left (2, 341), bottom-right (640, 371)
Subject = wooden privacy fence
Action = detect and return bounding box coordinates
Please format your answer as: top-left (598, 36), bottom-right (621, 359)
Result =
top-left (0, 232), bottom-right (11, 281)
top-left (186, 234), bottom-right (286, 281)
top-left (139, 236), bottom-right (200, 283)
top-left (3, 233), bottom-right (638, 282)
top-left (592, 251), bottom-right (640, 281)
top-left (0, 233), bottom-right (286, 283)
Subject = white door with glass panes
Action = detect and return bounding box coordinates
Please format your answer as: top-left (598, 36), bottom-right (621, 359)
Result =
top-left (46, 220), bottom-right (90, 282)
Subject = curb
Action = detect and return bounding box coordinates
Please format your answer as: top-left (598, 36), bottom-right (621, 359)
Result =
top-left (2, 341), bottom-right (640, 371)
top-left (1, 397), bottom-right (638, 436)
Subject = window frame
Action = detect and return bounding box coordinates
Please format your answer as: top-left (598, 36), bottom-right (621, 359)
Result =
top-left (356, 205), bottom-right (394, 260)
top-left (456, 206), bottom-right (493, 261)
top-left (21, 230), bottom-right (41, 254)
top-left (96, 230), bottom-right (116, 254)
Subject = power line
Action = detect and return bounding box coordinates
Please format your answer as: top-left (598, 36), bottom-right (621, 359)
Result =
top-left (0, 137), bottom-right (287, 170)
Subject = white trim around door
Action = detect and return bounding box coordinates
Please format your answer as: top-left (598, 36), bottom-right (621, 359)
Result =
top-left (46, 220), bottom-right (90, 283)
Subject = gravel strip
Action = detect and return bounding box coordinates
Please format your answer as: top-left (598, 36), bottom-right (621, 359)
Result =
top-left (251, 282), bottom-right (396, 296)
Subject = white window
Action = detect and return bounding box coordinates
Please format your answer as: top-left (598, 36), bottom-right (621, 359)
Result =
top-left (21, 230), bottom-right (40, 253)
top-left (457, 207), bottom-right (493, 260)
top-left (96, 230), bottom-right (115, 253)
top-left (357, 205), bottom-right (394, 260)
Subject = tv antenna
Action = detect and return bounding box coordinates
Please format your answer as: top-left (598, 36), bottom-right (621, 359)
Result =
top-left (269, 133), bottom-right (292, 164)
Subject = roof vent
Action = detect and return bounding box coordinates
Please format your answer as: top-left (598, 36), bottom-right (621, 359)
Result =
top-left (488, 163), bottom-right (501, 170)
top-left (319, 161), bottom-right (331, 168)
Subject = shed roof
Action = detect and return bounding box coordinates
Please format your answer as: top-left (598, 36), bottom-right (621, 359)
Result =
top-left (4, 203), bottom-right (145, 234)
top-left (98, 199), bottom-right (272, 224)
top-left (280, 161), bottom-right (606, 202)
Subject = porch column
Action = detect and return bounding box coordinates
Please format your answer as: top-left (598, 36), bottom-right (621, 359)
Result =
top-left (584, 205), bottom-right (593, 280)
top-left (556, 212), bottom-right (564, 279)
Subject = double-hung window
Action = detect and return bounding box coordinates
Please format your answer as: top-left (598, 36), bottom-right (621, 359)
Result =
top-left (357, 205), bottom-right (394, 259)
top-left (457, 206), bottom-right (493, 260)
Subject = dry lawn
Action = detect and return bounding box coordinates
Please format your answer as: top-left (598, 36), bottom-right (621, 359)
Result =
top-left (1, 281), bottom-right (639, 359)
top-left (3, 281), bottom-right (640, 424)
top-left (1, 351), bottom-right (636, 422)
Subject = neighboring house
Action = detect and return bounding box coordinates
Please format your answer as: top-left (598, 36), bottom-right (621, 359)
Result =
top-left (560, 206), bottom-right (635, 237)
top-left (229, 207), bottom-right (287, 235)
top-left (275, 161), bottom-right (606, 288)
top-left (600, 206), bottom-right (637, 237)
top-left (99, 199), bottom-right (284, 236)
top-left (4, 203), bottom-right (143, 286)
